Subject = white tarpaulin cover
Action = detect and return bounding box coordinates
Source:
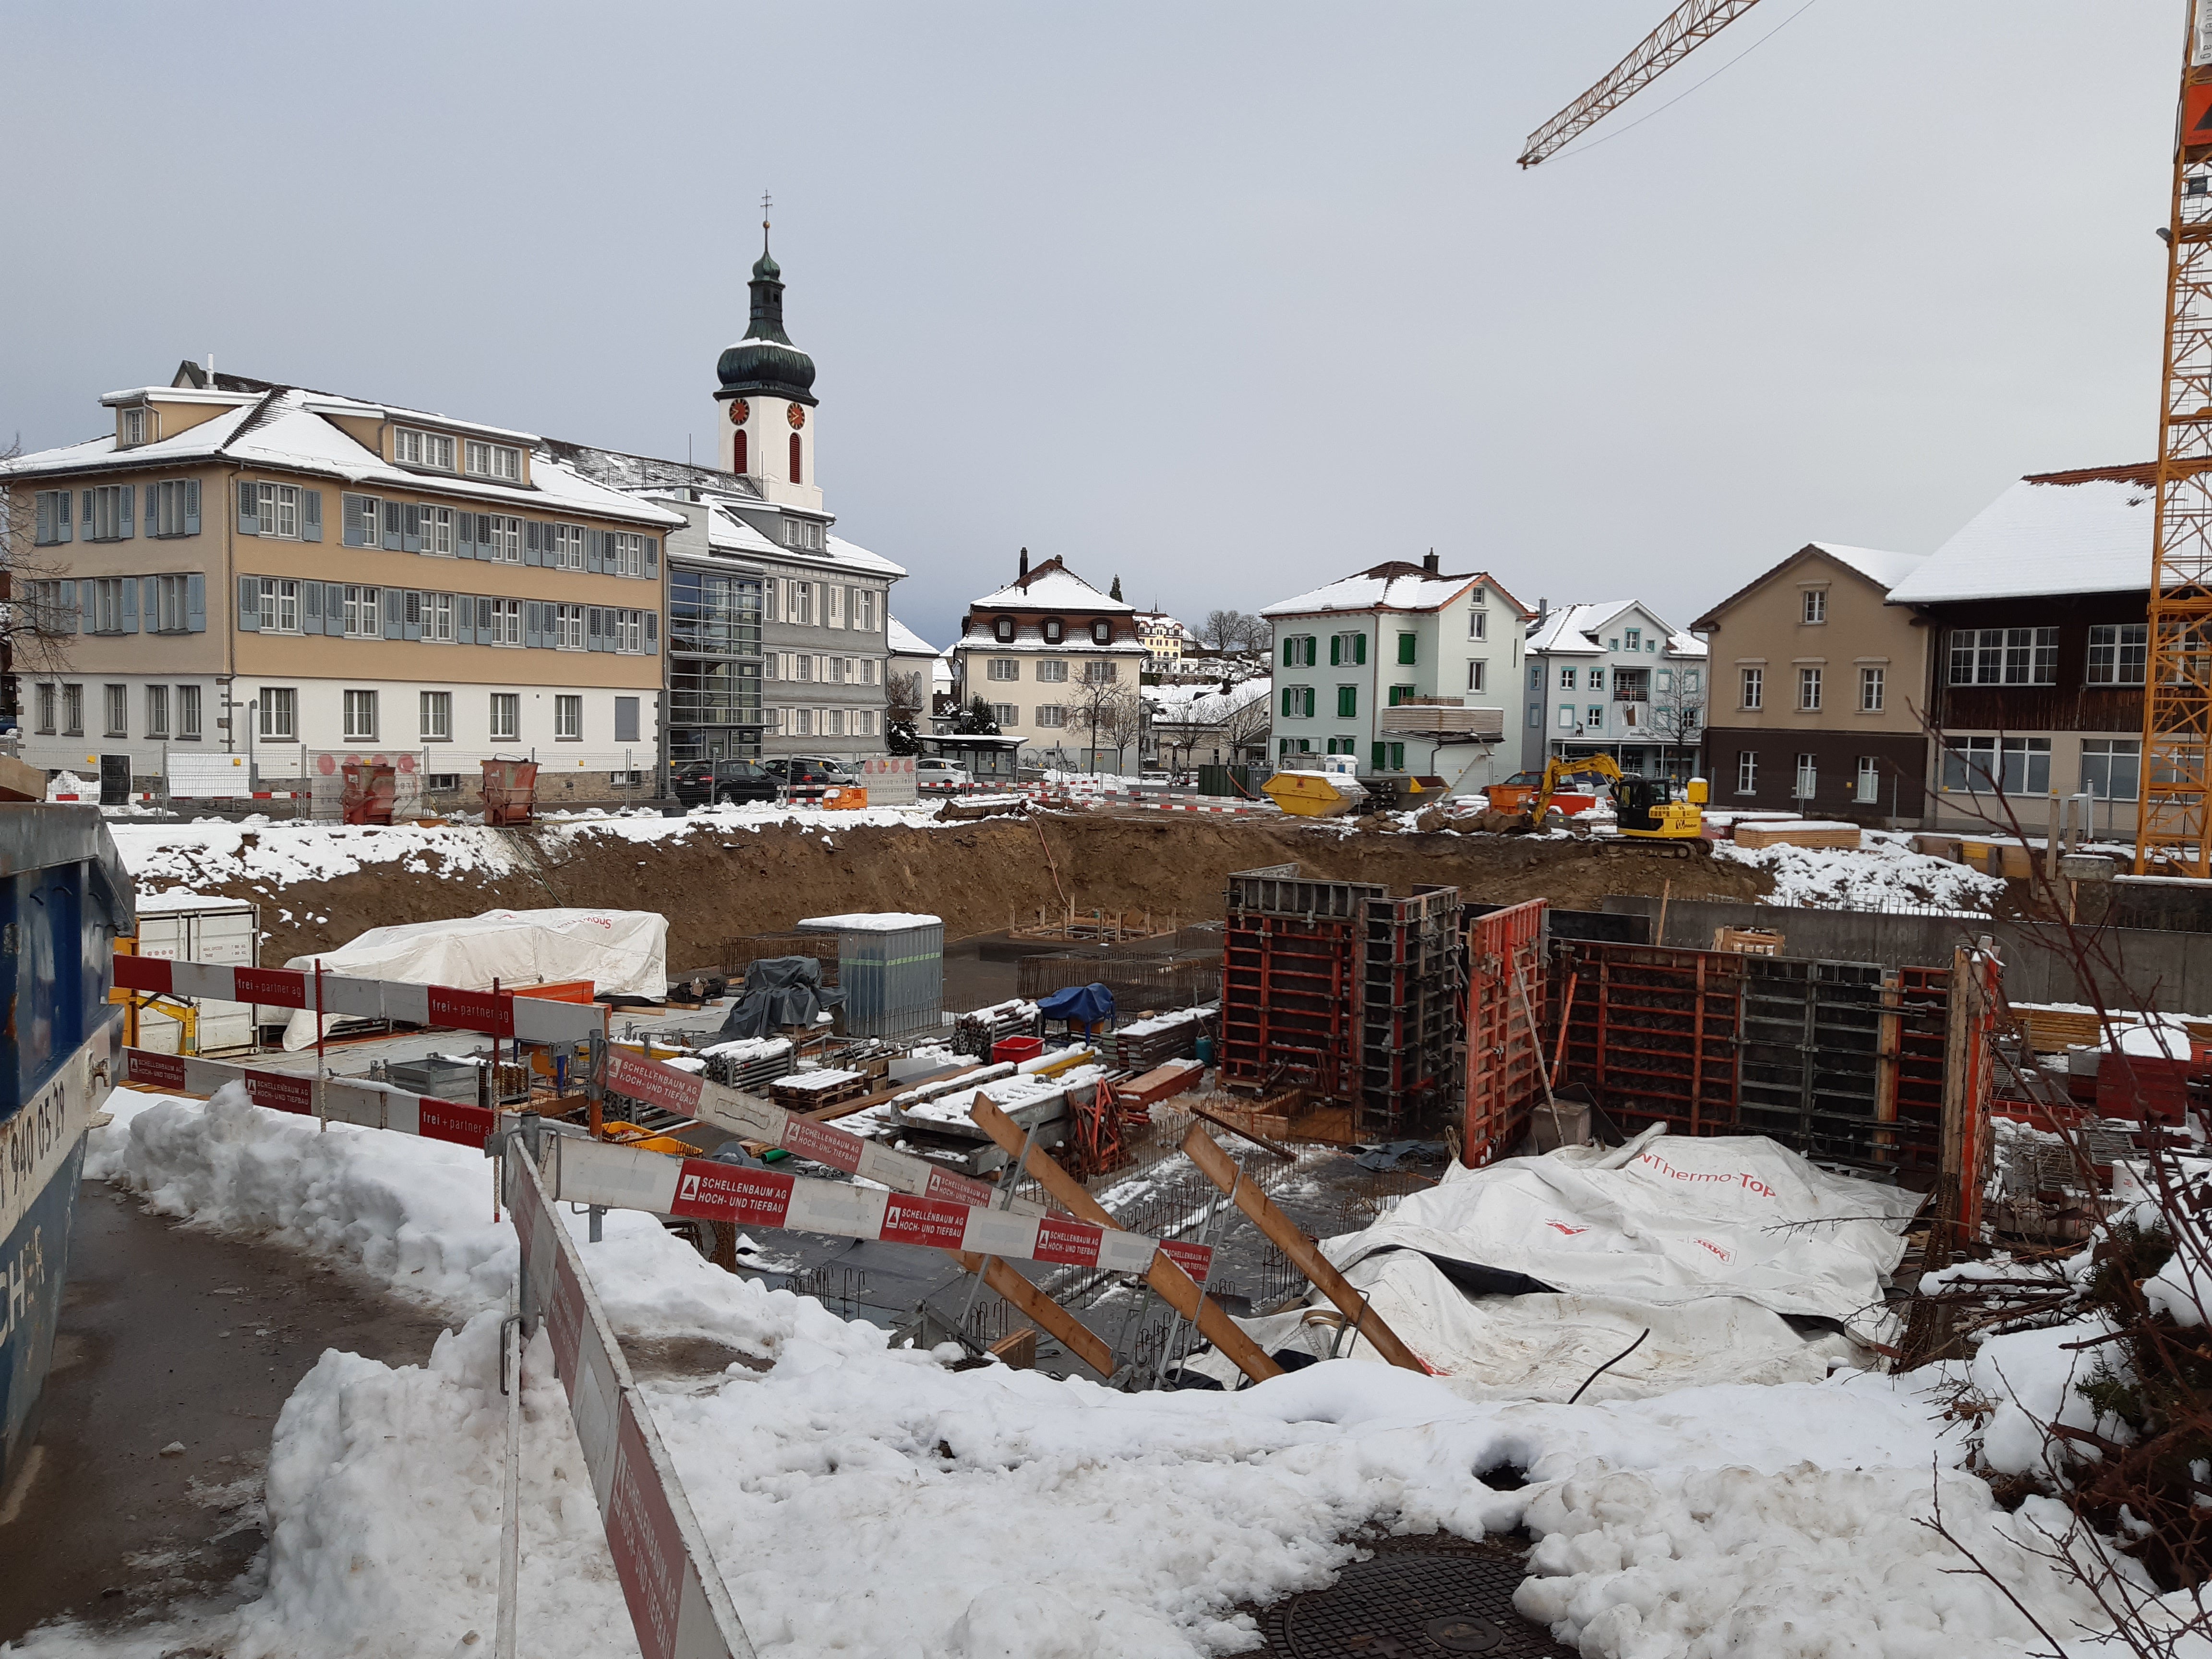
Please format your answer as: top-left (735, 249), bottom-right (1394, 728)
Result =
top-left (278, 907), bottom-right (666, 1049)
top-left (1189, 1127), bottom-right (1924, 1401)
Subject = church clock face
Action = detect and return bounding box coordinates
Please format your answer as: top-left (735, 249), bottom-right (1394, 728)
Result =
top-left (728, 399), bottom-right (749, 425)
top-left (787, 405), bottom-right (806, 430)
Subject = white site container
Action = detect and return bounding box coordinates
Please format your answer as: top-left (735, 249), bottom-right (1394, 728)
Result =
top-left (131, 895), bottom-right (262, 1054)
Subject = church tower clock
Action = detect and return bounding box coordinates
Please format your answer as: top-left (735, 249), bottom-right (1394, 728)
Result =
top-left (715, 218), bottom-right (821, 512)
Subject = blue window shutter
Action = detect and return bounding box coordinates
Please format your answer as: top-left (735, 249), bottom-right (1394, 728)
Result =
top-left (523, 601), bottom-right (540, 648)
top-left (523, 523), bottom-right (541, 566)
top-left (381, 502), bottom-right (402, 551)
top-left (186, 574), bottom-right (206, 632)
top-left (58, 579), bottom-right (77, 631)
top-left (587, 606), bottom-right (603, 650)
top-left (82, 489), bottom-right (96, 538)
top-left (119, 485), bottom-right (133, 538)
top-left (403, 593), bottom-right (422, 642)
top-left (237, 576), bottom-right (260, 631)
top-left (586, 529), bottom-right (603, 573)
top-left (646, 611), bottom-right (658, 655)
top-left (302, 580), bottom-right (322, 634)
top-left (120, 578), bottom-right (137, 632)
top-left (456, 511), bottom-right (475, 559)
top-left (237, 481), bottom-right (259, 535)
top-left (57, 491), bottom-right (71, 541)
top-left (456, 594), bottom-right (475, 644)
top-left (184, 480), bottom-right (201, 535)
top-left (402, 504), bottom-right (423, 554)
top-left (36, 494), bottom-right (51, 543)
top-left (646, 536), bottom-right (658, 577)
top-left (302, 490), bottom-right (323, 542)
top-left (140, 576), bottom-right (157, 629)
top-left (384, 589), bottom-right (403, 638)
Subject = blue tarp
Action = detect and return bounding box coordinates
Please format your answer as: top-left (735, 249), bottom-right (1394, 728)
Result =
top-left (1036, 982), bottom-right (1115, 1027)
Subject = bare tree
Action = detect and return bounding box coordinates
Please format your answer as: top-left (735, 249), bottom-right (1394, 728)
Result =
top-left (883, 668), bottom-right (926, 756)
top-left (0, 446), bottom-right (78, 727)
top-left (1219, 686), bottom-right (1272, 763)
top-left (1643, 670), bottom-right (1706, 775)
top-left (1234, 612), bottom-right (1275, 655)
top-left (1070, 673), bottom-right (1137, 774)
top-left (1203, 609), bottom-right (1256, 653)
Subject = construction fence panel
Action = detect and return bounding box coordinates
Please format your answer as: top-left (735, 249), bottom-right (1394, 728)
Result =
top-left (304, 749), bottom-right (427, 821)
top-left (1463, 898), bottom-right (1547, 1165)
top-left (507, 1147), bottom-right (757, 1659)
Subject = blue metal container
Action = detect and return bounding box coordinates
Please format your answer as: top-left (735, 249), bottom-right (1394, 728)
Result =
top-left (0, 805), bottom-right (133, 1494)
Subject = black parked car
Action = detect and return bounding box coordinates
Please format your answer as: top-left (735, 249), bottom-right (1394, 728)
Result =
top-left (765, 757), bottom-right (861, 788)
top-left (672, 757), bottom-right (780, 808)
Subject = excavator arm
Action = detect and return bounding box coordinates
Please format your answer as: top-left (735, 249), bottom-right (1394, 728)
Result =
top-left (1528, 754), bottom-right (1625, 822)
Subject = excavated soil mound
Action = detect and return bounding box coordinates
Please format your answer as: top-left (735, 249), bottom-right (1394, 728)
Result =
top-left (187, 813), bottom-right (1772, 972)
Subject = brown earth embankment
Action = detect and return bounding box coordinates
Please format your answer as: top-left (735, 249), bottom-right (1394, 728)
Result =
top-left (174, 813), bottom-right (1772, 971)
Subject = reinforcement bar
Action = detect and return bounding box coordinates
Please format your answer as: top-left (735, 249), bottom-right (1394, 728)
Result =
top-left (112, 952), bottom-right (605, 1044)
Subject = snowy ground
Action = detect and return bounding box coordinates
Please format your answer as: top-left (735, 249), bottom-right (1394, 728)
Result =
top-left (4, 1086), bottom-right (2152, 1659)
top-left (110, 801), bottom-right (944, 901)
top-left (1713, 828), bottom-right (2009, 913)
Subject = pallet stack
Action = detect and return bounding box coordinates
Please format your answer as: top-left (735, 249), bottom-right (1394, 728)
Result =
top-left (1113, 1005), bottom-right (1216, 1071)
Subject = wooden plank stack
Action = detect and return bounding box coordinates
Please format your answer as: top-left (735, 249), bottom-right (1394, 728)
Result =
top-left (1731, 821), bottom-right (1863, 851)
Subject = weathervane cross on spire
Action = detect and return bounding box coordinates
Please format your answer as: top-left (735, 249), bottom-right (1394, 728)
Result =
top-left (760, 191), bottom-right (772, 256)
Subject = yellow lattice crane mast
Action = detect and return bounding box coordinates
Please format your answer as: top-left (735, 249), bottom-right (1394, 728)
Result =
top-left (2140, 4), bottom-right (2212, 875)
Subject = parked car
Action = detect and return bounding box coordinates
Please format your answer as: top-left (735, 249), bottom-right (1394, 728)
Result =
top-left (913, 757), bottom-right (972, 787)
top-left (767, 757), bottom-right (861, 788)
top-left (672, 757), bottom-right (779, 808)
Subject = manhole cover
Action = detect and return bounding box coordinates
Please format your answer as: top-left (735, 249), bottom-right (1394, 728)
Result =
top-left (1259, 1548), bottom-right (1572, 1658)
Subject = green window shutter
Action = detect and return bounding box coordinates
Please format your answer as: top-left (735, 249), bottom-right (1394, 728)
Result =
top-left (1282, 638), bottom-right (1294, 668)
top-left (1355, 633), bottom-right (1367, 665)
top-left (1370, 742), bottom-right (1385, 771)
top-left (1390, 743), bottom-right (1405, 770)
top-left (1338, 685), bottom-right (1357, 718)
top-left (1397, 633), bottom-right (1416, 665)
top-left (1329, 635), bottom-right (1340, 666)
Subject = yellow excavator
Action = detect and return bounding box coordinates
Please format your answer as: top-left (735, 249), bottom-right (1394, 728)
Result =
top-left (1503, 755), bottom-right (1709, 851)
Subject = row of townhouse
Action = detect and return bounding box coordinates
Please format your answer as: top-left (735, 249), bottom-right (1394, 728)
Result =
top-left (1694, 464), bottom-right (2155, 834)
top-left (0, 241), bottom-right (915, 802)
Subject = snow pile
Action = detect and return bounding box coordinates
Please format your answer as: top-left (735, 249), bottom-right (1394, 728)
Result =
top-left (1715, 829), bottom-right (2007, 913)
top-left (32, 1089), bottom-right (2140, 1659)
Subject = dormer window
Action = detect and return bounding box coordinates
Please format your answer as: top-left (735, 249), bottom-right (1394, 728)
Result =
top-left (120, 407), bottom-right (146, 447)
top-left (395, 427), bottom-right (456, 471)
top-left (1041, 618), bottom-right (1065, 644)
top-left (465, 439), bottom-right (522, 482)
top-left (782, 518), bottom-right (825, 552)
top-left (1091, 619), bottom-right (1113, 645)
top-left (994, 617), bottom-right (1016, 644)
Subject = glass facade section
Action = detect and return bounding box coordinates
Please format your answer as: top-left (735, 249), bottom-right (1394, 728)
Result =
top-left (668, 568), bottom-right (766, 764)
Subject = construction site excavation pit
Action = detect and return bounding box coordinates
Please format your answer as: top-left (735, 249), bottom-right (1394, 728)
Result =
top-left (119, 810), bottom-right (1776, 972)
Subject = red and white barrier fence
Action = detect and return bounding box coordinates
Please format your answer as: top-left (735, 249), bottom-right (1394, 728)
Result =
top-left (121, 1048), bottom-right (498, 1148)
top-left (114, 953), bottom-right (605, 1045)
top-left (604, 1046), bottom-right (1041, 1214)
top-left (542, 1132), bottom-right (1214, 1282)
top-left (508, 1146), bottom-right (757, 1659)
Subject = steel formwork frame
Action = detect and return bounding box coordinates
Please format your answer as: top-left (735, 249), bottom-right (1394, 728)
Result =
top-left (1357, 887), bottom-right (1463, 1138)
top-left (1463, 899), bottom-right (1547, 1165)
top-left (1553, 942), bottom-right (1742, 1139)
top-left (2140, 3), bottom-right (2212, 876)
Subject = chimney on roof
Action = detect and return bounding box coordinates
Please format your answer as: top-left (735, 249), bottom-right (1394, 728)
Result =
top-left (1018, 546), bottom-right (1029, 581)
top-left (1423, 549), bottom-right (1439, 575)
top-left (205, 353), bottom-right (214, 383)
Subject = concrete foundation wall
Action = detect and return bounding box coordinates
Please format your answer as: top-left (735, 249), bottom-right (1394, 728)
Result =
top-left (1600, 893), bottom-right (2212, 1015)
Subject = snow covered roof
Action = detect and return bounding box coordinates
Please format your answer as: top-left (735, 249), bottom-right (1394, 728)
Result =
top-left (1528, 601), bottom-right (1706, 659)
top-left (971, 556), bottom-right (1133, 613)
top-left (1261, 561), bottom-right (1529, 620)
top-left (701, 501), bottom-right (784, 557)
top-left (823, 533), bottom-right (905, 579)
top-left (955, 620), bottom-right (1149, 654)
top-left (887, 616), bottom-right (937, 656)
top-left (1142, 678), bottom-right (1272, 724)
top-left (1886, 466), bottom-right (2154, 605)
top-left (2, 379), bottom-right (684, 529)
top-left (1695, 541), bottom-right (1924, 630)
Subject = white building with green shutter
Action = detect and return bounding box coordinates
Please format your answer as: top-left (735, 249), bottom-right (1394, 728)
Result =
top-left (1260, 555), bottom-right (1532, 788)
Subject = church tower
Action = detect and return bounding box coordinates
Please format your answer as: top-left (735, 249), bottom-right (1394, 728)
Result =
top-left (715, 219), bottom-right (821, 512)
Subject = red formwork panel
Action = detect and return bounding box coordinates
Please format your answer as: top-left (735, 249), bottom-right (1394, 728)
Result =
top-left (1218, 912), bottom-right (1364, 1101)
top-left (1552, 942), bottom-right (1743, 1140)
top-left (1463, 899), bottom-right (1547, 1165)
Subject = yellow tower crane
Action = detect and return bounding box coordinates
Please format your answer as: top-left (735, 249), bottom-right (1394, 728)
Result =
top-left (1521, 2), bottom-right (2210, 875)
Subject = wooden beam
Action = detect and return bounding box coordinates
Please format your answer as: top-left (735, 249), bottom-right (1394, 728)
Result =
top-left (969, 1098), bottom-right (1282, 1385)
top-left (1189, 1103), bottom-right (1294, 1162)
top-left (951, 1250), bottom-right (1113, 1376)
top-left (1179, 1124), bottom-right (1429, 1374)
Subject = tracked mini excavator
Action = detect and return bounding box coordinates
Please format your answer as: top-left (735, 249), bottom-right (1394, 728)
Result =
top-left (1491, 755), bottom-right (1709, 854)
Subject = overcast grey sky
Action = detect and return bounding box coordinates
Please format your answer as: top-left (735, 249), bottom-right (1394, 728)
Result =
top-left (0, 2), bottom-right (2176, 649)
